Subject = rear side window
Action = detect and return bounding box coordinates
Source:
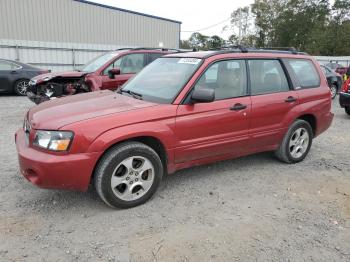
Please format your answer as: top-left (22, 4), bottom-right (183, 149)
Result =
top-left (148, 53), bottom-right (164, 63)
top-left (286, 59), bottom-right (320, 88)
top-left (248, 60), bottom-right (289, 95)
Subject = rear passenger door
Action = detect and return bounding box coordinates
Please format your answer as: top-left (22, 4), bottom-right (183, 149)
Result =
top-left (283, 58), bottom-right (325, 103)
top-left (249, 59), bottom-right (298, 150)
top-left (0, 60), bottom-right (15, 93)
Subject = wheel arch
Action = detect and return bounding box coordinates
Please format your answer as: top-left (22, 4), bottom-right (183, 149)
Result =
top-left (297, 114), bottom-right (317, 136)
top-left (90, 135), bottom-right (169, 184)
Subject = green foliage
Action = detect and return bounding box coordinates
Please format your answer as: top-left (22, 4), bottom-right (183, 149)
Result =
top-left (248, 0), bottom-right (350, 55)
top-left (183, 0), bottom-right (350, 55)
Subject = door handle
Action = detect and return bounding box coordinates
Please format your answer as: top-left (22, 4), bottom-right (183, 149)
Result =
top-left (230, 103), bottom-right (247, 111)
top-left (285, 96), bottom-right (297, 103)
top-left (11, 70), bottom-right (18, 74)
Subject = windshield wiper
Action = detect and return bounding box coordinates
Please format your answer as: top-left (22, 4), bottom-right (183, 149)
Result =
top-left (119, 89), bottom-right (143, 100)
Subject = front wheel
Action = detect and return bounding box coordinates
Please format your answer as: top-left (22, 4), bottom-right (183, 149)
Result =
top-left (94, 142), bottom-right (163, 209)
top-left (275, 120), bottom-right (313, 163)
top-left (345, 107), bottom-right (350, 115)
top-left (14, 79), bottom-right (29, 96)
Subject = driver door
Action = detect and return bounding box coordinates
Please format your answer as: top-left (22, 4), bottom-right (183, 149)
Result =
top-left (100, 53), bottom-right (146, 90)
top-left (174, 59), bottom-right (252, 163)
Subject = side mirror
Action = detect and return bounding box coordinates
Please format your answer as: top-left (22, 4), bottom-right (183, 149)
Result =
top-left (191, 88), bottom-right (215, 103)
top-left (108, 68), bottom-right (121, 79)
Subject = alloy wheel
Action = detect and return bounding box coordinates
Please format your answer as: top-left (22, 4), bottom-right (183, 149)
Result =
top-left (110, 156), bottom-right (155, 201)
top-left (330, 85), bottom-right (337, 99)
top-left (16, 80), bottom-right (29, 95)
top-left (289, 127), bottom-right (310, 159)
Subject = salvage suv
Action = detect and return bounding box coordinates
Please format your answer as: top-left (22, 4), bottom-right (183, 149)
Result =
top-left (26, 48), bottom-right (178, 104)
top-left (16, 48), bottom-right (334, 208)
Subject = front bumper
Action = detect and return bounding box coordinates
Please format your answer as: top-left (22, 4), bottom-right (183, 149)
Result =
top-left (15, 129), bottom-right (101, 191)
top-left (339, 92), bottom-right (350, 108)
top-left (26, 91), bottom-right (50, 104)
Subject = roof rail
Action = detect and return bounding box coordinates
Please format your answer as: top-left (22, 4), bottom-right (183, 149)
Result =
top-left (204, 46), bottom-right (307, 58)
top-left (115, 48), bottom-right (133, 51)
top-left (219, 45), bottom-right (248, 53)
top-left (115, 47), bottom-right (182, 52)
top-left (257, 47), bottom-right (299, 54)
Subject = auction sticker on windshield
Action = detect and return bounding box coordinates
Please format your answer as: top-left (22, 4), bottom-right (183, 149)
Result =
top-left (177, 58), bottom-right (201, 64)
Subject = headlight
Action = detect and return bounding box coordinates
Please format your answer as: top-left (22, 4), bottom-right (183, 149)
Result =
top-left (29, 79), bottom-right (37, 86)
top-left (43, 76), bottom-right (54, 82)
top-left (33, 130), bottom-right (74, 151)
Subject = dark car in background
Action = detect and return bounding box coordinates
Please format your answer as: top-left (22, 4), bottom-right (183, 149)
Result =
top-left (27, 48), bottom-right (179, 104)
top-left (320, 65), bottom-right (343, 99)
top-left (0, 59), bottom-right (49, 96)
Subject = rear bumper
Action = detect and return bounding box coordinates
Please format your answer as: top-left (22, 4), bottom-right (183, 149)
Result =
top-left (315, 111), bottom-right (334, 137)
top-left (339, 92), bottom-right (350, 108)
top-left (15, 129), bottom-right (101, 191)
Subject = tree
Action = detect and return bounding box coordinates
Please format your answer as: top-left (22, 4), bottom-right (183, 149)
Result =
top-left (188, 32), bottom-right (209, 50)
top-left (180, 40), bottom-right (191, 50)
top-left (227, 34), bottom-right (239, 46)
top-left (207, 35), bottom-right (225, 49)
top-left (181, 0), bottom-right (350, 55)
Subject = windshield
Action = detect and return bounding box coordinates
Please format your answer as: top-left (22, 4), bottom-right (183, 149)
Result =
top-left (121, 57), bottom-right (202, 103)
top-left (80, 52), bottom-right (119, 72)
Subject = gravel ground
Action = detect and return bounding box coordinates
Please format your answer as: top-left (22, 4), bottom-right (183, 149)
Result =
top-left (0, 95), bottom-right (349, 262)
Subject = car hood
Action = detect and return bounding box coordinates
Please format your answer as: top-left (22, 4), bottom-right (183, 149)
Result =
top-left (31, 71), bottom-right (87, 82)
top-left (28, 90), bottom-right (156, 130)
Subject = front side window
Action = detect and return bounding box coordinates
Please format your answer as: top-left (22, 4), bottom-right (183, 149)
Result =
top-left (286, 59), bottom-right (320, 88)
top-left (81, 52), bottom-right (119, 73)
top-left (103, 53), bottom-right (145, 75)
top-left (249, 59), bottom-right (290, 95)
top-left (194, 60), bottom-right (247, 100)
top-left (121, 57), bottom-right (202, 104)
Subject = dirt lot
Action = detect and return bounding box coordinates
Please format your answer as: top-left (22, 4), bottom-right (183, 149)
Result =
top-left (0, 95), bottom-right (349, 262)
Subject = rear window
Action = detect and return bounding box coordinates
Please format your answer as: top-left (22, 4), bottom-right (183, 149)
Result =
top-left (286, 59), bottom-right (320, 88)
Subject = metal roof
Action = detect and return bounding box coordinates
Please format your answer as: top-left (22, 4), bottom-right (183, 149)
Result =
top-left (73, 0), bottom-right (182, 24)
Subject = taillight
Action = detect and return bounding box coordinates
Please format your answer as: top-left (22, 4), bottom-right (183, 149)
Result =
top-left (342, 79), bottom-right (350, 93)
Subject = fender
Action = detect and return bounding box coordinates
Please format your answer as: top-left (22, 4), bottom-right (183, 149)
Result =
top-left (86, 121), bottom-right (177, 170)
top-left (85, 74), bottom-right (102, 91)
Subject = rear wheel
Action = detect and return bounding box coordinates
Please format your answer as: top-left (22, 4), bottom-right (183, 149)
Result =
top-left (330, 84), bottom-right (337, 99)
top-left (94, 142), bottom-right (163, 209)
top-left (14, 79), bottom-right (29, 96)
top-left (345, 107), bottom-right (350, 115)
top-left (275, 119), bottom-right (313, 163)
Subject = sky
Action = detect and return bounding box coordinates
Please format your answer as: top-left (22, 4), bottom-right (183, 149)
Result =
top-left (90, 0), bottom-right (255, 40)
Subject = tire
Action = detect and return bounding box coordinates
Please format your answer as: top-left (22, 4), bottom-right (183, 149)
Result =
top-left (330, 84), bottom-right (337, 99)
top-left (14, 79), bottom-right (29, 96)
top-left (94, 141), bottom-right (163, 209)
top-left (345, 107), bottom-right (350, 115)
top-left (275, 119), bottom-right (313, 164)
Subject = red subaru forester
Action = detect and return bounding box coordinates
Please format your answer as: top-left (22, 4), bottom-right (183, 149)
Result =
top-left (16, 48), bottom-right (334, 208)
